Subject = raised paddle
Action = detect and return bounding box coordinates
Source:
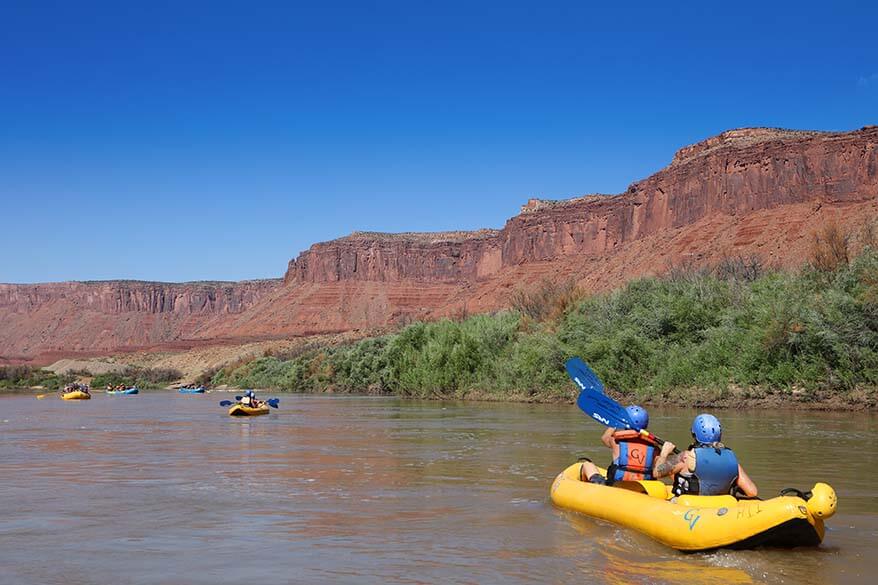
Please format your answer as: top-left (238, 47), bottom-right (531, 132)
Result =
top-left (564, 357), bottom-right (605, 394)
top-left (564, 357), bottom-right (677, 452)
top-left (219, 398), bottom-right (280, 408)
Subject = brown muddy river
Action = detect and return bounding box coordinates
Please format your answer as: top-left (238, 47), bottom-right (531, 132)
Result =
top-left (0, 392), bottom-right (875, 584)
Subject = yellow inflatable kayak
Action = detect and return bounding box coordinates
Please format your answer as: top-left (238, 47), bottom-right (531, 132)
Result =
top-left (550, 462), bottom-right (836, 552)
top-left (61, 390), bottom-right (91, 400)
top-left (228, 403), bottom-right (270, 416)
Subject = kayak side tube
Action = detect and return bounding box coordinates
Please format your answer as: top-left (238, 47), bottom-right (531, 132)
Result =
top-left (228, 403), bottom-right (270, 416)
top-left (61, 390), bottom-right (91, 400)
top-left (550, 462), bottom-right (831, 552)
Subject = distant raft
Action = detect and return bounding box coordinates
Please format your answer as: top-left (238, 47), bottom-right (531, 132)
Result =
top-left (61, 390), bottom-right (91, 400)
top-left (178, 387), bottom-right (206, 394)
top-left (550, 462), bottom-right (837, 552)
top-left (106, 387), bottom-right (139, 395)
top-left (228, 403), bottom-right (270, 416)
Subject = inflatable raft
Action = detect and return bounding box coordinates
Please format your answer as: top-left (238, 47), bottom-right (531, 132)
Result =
top-left (107, 387), bottom-right (139, 395)
top-left (551, 462), bottom-right (836, 552)
top-left (178, 387), bottom-right (206, 394)
top-left (61, 390), bottom-right (91, 400)
top-left (228, 403), bottom-right (270, 416)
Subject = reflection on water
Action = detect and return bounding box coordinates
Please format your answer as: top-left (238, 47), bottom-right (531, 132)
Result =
top-left (0, 393), bottom-right (875, 584)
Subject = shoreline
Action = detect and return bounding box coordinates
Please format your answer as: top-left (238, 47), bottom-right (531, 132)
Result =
top-left (5, 385), bottom-right (876, 411)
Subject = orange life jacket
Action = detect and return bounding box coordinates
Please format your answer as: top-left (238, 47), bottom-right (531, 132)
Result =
top-left (610, 430), bottom-right (659, 482)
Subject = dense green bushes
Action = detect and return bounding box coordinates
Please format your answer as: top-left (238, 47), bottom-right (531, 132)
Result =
top-left (0, 366), bottom-right (73, 390)
top-left (0, 365), bottom-right (182, 391)
top-left (91, 367), bottom-right (182, 389)
top-left (211, 249), bottom-right (878, 400)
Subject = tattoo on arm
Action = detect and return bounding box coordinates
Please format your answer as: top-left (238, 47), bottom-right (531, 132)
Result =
top-left (655, 453), bottom-right (681, 477)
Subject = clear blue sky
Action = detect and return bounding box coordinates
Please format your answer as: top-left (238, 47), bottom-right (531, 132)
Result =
top-left (1, 1), bottom-right (876, 283)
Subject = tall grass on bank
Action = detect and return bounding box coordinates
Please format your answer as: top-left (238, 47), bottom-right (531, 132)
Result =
top-left (210, 248), bottom-right (878, 400)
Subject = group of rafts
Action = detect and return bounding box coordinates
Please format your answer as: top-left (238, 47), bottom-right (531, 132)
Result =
top-left (60, 358), bottom-right (836, 551)
top-left (59, 386), bottom-right (279, 417)
top-left (552, 358), bottom-right (837, 552)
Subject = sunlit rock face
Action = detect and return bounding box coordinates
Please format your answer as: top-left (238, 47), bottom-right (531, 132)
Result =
top-left (3, 126), bottom-right (876, 363)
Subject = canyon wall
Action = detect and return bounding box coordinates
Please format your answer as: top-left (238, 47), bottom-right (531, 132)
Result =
top-left (284, 126), bottom-right (878, 285)
top-left (0, 280), bottom-right (280, 363)
top-left (2, 126), bottom-right (876, 363)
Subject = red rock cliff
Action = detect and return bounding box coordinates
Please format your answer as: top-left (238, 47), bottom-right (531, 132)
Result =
top-left (0, 280), bottom-right (280, 363)
top-left (283, 126), bottom-right (877, 283)
top-left (3, 126), bottom-right (877, 362)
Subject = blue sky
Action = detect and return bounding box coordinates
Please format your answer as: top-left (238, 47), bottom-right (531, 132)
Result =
top-left (1, 1), bottom-right (876, 283)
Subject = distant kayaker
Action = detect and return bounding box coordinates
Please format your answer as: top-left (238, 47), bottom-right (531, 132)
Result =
top-left (655, 413), bottom-right (759, 498)
top-left (240, 390), bottom-right (262, 407)
top-left (63, 382), bottom-right (89, 395)
top-left (579, 405), bottom-right (677, 485)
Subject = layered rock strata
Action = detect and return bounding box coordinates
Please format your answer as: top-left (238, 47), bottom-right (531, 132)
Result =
top-left (2, 126), bottom-right (876, 362)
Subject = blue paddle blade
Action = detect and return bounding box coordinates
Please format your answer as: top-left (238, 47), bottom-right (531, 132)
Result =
top-left (564, 357), bottom-right (605, 393)
top-left (565, 357), bottom-right (675, 450)
top-left (235, 396), bottom-right (243, 401)
top-left (267, 398), bottom-right (279, 408)
top-left (219, 400), bottom-right (233, 407)
top-left (576, 388), bottom-right (632, 429)
top-left (565, 357), bottom-right (631, 429)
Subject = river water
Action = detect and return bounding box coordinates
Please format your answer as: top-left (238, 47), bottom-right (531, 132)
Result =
top-left (0, 393), bottom-right (875, 585)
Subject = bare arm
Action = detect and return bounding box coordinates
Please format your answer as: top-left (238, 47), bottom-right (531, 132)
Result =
top-left (600, 427), bottom-right (616, 449)
top-left (736, 464), bottom-right (758, 497)
top-left (653, 442), bottom-right (687, 478)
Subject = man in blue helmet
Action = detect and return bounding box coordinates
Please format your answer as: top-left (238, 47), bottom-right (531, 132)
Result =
top-left (240, 389), bottom-right (263, 408)
top-left (654, 413), bottom-right (758, 497)
top-left (579, 405), bottom-right (677, 486)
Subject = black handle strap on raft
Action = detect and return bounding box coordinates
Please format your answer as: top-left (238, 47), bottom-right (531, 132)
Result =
top-left (780, 487), bottom-right (813, 500)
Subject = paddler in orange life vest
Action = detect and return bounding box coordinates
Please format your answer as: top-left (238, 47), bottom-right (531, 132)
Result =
top-left (653, 413), bottom-right (759, 498)
top-left (579, 405), bottom-right (677, 485)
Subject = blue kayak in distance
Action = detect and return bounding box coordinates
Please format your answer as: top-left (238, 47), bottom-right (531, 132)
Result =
top-left (107, 387), bottom-right (139, 395)
top-left (178, 387), bottom-right (206, 394)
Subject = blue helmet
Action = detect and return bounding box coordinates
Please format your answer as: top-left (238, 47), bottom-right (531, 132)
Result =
top-left (625, 405), bottom-right (649, 431)
top-left (692, 413), bottom-right (722, 443)
top-left (246, 389), bottom-right (256, 398)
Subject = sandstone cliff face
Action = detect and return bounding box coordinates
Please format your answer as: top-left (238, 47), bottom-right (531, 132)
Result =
top-left (283, 126), bottom-right (877, 283)
top-left (0, 280), bottom-right (277, 316)
top-left (0, 280), bottom-right (280, 363)
top-left (284, 229), bottom-right (501, 284)
top-left (3, 126), bottom-right (877, 363)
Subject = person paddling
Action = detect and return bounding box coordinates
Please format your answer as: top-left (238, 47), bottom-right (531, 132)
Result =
top-left (240, 390), bottom-right (263, 408)
top-left (654, 413), bottom-right (758, 498)
top-left (579, 405), bottom-right (677, 485)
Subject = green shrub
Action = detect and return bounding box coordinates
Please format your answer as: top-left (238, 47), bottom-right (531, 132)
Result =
top-left (0, 366), bottom-right (73, 389)
top-left (92, 367), bottom-right (182, 389)
top-left (209, 249), bottom-right (878, 399)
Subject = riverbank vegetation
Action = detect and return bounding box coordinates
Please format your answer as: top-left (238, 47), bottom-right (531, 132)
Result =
top-left (210, 226), bottom-right (878, 406)
top-left (0, 365), bottom-right (73, 390)
top-left (91, 367), bottom-right (183, 389)
top-left (0, 365), bottom-right (183, 391)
